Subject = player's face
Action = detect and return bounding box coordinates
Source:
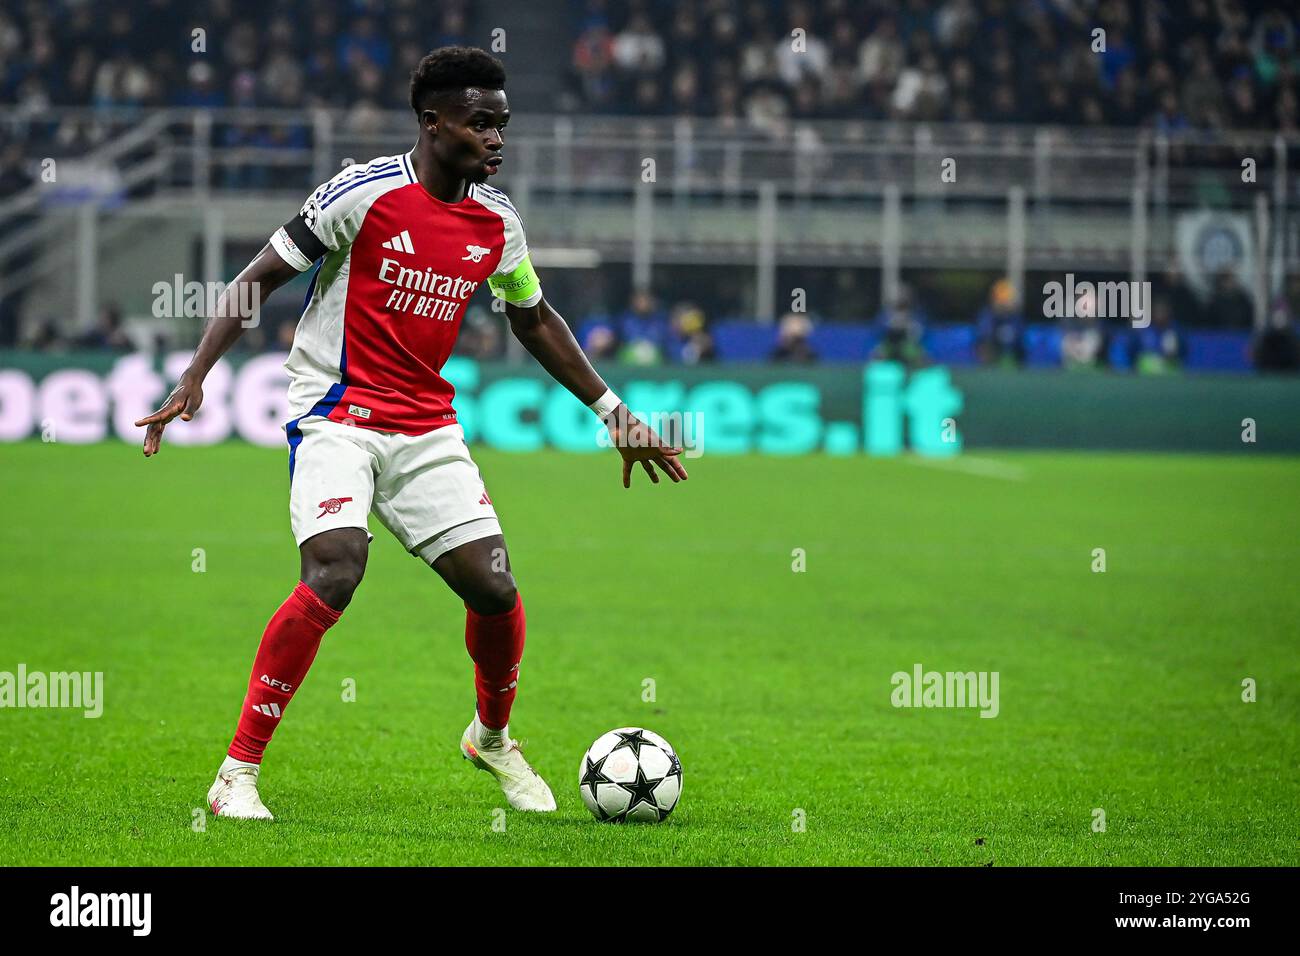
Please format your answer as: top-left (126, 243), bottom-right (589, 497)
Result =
top-left (431, 88), bottom-right (510, 184)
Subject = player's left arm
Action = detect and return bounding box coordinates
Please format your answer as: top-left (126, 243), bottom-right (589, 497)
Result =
top-left (504, 295), bottom-right (688, 488)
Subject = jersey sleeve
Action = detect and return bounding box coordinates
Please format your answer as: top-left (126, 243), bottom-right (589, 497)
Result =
top-left (482, 191), bottom-right (543, 308)
top-left (270, 160), bottom-right (400, 272)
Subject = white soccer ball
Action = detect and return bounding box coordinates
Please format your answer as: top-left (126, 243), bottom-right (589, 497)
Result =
top-left (578, 727), bottom-right (682, 823)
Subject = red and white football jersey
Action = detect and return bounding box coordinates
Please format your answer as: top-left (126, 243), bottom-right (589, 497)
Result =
top-left (269, 150), bottom-right (541, 437)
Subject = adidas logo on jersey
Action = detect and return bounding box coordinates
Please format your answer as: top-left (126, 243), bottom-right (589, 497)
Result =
top-left (251, 702), bottom-right (282, 718)
top-left (382, 230), bottom-right (415, 254)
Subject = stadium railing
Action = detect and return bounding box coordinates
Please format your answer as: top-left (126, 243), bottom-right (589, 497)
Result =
top-left (1, 108), bottom-right (1295, 331)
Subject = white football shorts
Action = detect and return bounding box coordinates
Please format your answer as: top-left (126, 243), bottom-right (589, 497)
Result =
top-left (286, 417), bottom-right (501, 562)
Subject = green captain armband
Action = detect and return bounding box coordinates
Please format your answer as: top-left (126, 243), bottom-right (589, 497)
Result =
top-left (487, 254), bottom-right (542, 305)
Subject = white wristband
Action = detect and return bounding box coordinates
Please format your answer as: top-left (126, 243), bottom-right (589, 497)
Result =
top-left (588, 388), bottom-right (622, 419)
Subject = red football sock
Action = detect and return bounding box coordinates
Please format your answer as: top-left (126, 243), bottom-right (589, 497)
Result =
top-left (227, 582), bottom-right (342, 764)
top-left (465, 592), bottom-right (526, 730)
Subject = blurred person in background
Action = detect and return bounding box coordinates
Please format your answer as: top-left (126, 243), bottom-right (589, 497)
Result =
top-left (1153, 87), bottom-right (1191, 133)
top-left (74, 304), bottom-right (133, 352)
top-left (571, 20), bottom-right (616, 110)
top-left (23, 318), bottom-right (69, 352)
top-left (772, 312), bottom-right (817, 363)
top-left (739, 20), bottom-right (781, 89)
top-left (670, 302), bottom-right (715, 364)
top-left (616, 288), bottom-right (669, 363)
top-left (892, 50), bottom-right (948, 120)
top-left (1164, 266), bottom-right (1205, 327)
top-left (1251, 323), bottom-right (1299, 372)
top-left (1060, 289), bottom-right (1111, 370)
top-left (745, 79), bottom-right (792, 137)
top-left (220, 72), bottom-right (270, 190)
top-left (612, 12), bottom-right (665, 77)
top-left (175, 61), bottom-right (224, 109)
top-left (1181, 44), bottom-right (1227, 127)
top-left (858, 16), bottom-right (904, 94)
top-left (582, 323), bottom-right (619, 361)
top-left (774, 9), bottom-right (829, 87)
top-left (456, 307), bottom-right (506, 360)
top-left (1207, 269), bottom-right (1255, 329)
top-left (276, 318), bottom-right (298, 352)
top-left (975, 278), bottom-right (1025, 367)
top-left (432, 7), bottom-right (470, 49)
top-left (1251, 279), bottom-right (1300, 373)
top-left (871, 286), bottom-right (928, 367)
top-left (1127, 298), bottom-right (1185, 374)
top-left (0, 140), bottom-right (34, 199)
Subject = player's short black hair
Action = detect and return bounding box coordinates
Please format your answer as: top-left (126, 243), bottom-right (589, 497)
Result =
top-left (409, 46), bottom-right (507, 115)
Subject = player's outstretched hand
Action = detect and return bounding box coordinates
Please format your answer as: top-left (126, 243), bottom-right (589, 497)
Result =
top-left (134, 374), bottom-right (204, 457)
top-left (606, 410), bottom-right (689, 489)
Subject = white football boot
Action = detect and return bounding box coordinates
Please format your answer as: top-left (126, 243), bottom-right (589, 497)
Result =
top-left (460, 716), bottom-right (557, 812)
top-left (207, 758), bottom-right (274, 820)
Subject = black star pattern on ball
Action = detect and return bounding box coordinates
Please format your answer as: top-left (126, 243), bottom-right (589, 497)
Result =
top-left (610, 729), bottom-right (655, 759)
top-left (665, 751), bottom-right (682, 782)
top-left (615, 764), bottom-right (665, 820)
top-left (580, 753), bottom-right (614, 805)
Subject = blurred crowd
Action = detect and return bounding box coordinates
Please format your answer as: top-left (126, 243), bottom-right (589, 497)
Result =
top-left (1, 0), bottom-right (1294, 132)
top-left (14, 269), bottom-right (1299, 373)
top-left (567, 0), bottom-right (1299, 131)
top-left (556, 268), bottom-right (1299, 372)
top-left (0, 0), bottom-right (470, 114)
top-left (0, 0), bottom-right (478, 196)
top-left (2, 1), bottom-right (1297, 370)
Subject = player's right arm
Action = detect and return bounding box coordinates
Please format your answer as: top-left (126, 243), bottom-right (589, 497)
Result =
top-left (137, 164), bottom-right (375, 456)
top-left (135, 244), bottom-right (299, 456)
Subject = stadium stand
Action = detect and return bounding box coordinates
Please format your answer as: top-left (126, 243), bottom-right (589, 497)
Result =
top-left (0, 0), bottom-right (1296, 370)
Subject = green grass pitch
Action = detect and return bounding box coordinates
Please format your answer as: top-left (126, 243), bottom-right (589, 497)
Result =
top-left (1, 440), bottom-right (1297, 866)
